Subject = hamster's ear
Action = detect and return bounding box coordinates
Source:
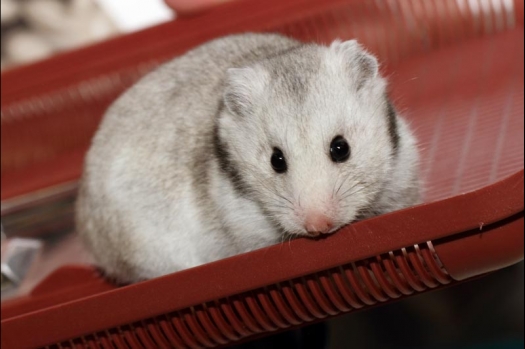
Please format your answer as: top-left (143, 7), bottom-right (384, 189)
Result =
top-left (223, 67), bottom-right (266, 117)
top-left (330, 39), bottom-right (379, 90)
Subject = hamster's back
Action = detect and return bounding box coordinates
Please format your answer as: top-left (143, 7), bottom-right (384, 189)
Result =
top-left (76, 33), bottom-right (300, 283)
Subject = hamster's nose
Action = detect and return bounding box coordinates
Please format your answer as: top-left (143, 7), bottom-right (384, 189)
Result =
top-left (304, 212), bottom-right (333, 235)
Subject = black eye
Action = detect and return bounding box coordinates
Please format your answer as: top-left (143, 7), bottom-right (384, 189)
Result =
top-left (330, 136), bottom-right (351, 163)
top-left (271, 148), bottom-right (287, 173)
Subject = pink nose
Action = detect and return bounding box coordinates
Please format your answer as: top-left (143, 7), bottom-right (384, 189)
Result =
top-left (304, 212), bottom-right (333, 235)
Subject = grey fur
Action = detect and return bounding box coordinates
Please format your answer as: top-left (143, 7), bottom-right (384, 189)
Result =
top-left (76, 33), bottom-right (420, 283)
top-left (386, 98), bottom-right (400, 154)
top-left (212, 101), bottom-right (250, 198)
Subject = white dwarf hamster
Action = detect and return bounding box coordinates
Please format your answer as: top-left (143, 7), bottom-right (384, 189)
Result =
top-left (75, 33), bottom-right (420, 283)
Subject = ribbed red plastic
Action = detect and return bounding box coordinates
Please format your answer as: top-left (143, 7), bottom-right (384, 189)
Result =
top-left (1, 0), bottom-right (523, 348)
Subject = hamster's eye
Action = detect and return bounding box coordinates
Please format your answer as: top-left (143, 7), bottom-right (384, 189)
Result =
top-left (271, 148), bottom-right (287, 173)
top-left (330, 136), bottom-right (351, 163)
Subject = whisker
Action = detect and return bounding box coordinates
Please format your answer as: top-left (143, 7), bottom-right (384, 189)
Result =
top-left (339, 180), bottom-right (377, 201)
top-left (338, 179), bottom-right (363, 198)
top-left (256, 178), bottom-right (295, 211)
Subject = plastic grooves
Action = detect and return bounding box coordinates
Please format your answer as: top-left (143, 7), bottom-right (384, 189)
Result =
top-left (181, 310), bottom-right (215, 348)
top-left (157, 315), bottom-right (185, 348)
top-left (230, 297), bottom-right (263, 333)
top-left (368, 258), bottom-right (402, 299)
top-left (133, 322), bottom-right (158, 348)
top-left (170, 313), bottom-right (202, 349)
top-left (255, 289), bottom-right (290, 329)
top-left (207, 303), bottom-right (239, 342)
top-left (305, 276), bottom-right (339, 316)
top-left (45, 242), bottom-right (451, 348)
top-left (419, 245), bottom-right (451, 284)
top-left (355, 261), bottom-right (389, 302)
top-left (406, 246), bottom-right (439, 288)
top-left (218, 300), bottom-right (251, 337)
top-left (76, 340), bottom-right (90, 349)
top-left (317, 272), bottom-right (351, 312)
top-left (331, 268), bottom-right (364, 309)
top-left (73, 336), bottom-right (89, 348)
top-left (244, 293), bottom-right (278, 331)
top-left (343, 263), bottom-right (376, 306)
top-left (393, 249), bottom-right (426, 292)
top-left (96, 332), bottom-right (113, 349)
top-left (192, 307), bottom-right (227, 345)
top-left (72, 339), bottom-right (86, 349)
top-left (280, 282), bottom-right (315, 322)
top-left (145, 319), bottom-right (171, 348)
top-left (83, 335), bottom-right (100, 349)
top-left (381, 253), bottom-right (414, 296)
top-left (121, 324), bottom-right (143, 348)
top-left (267, 285), bottom-right (302, 325)
top-left (81, 335), bottom-right (100, 349)
top-left (108, 328), bottom-right (128, 349)
top-left (293, 278), bottom-right (328, 319)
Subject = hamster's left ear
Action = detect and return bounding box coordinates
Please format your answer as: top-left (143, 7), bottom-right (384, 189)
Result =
top-left (330, 39), bottom-right (379, 90)
top-left (223, 66), bottom-right (267, 117)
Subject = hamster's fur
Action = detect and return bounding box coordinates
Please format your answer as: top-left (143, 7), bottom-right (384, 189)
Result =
top-left (76, 33), bottom-right (420, 283)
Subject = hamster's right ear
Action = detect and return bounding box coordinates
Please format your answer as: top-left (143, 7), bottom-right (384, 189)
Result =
top-left (330, 39), bottom-right (379, 90)
top-left (223, 67), bottom-right (266, 117)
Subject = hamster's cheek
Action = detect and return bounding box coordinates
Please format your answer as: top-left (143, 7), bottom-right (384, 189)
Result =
top-left (335, 185), bottom-right (372, 219)
top-left (272, 213), bottom-right (304, 236)
top-left (335, 206), bottom-right (359, 226)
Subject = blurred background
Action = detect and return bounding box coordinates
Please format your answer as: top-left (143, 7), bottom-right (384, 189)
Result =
top-left (1, 1), bottom-right (523, 348)
top-left (1, 0), bottom-right (173, 71)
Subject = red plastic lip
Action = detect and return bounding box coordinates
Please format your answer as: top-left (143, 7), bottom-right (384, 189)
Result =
top-left (434, 212), bottom-right (523, 281)
top-left (0, 266), bottom-right (116, 321)
top-left (1, 170), bottom-right (522, 348)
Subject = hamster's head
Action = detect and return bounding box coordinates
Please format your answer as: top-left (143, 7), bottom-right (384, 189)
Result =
top-left (216, 39), bottom-right (399, 237)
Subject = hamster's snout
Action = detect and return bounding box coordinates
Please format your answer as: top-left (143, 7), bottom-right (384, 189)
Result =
top-left (304, 211), bottom-right (334, 236)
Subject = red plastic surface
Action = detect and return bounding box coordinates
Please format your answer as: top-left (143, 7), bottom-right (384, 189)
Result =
top-left (1, 0), bottom-right (524, 348)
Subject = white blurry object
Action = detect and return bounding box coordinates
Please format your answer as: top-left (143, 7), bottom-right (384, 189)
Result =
top-left (0, 0), bottom-right (20, 25)
top-left (1, 0), bottom-right (169, 71)
top-left (1, 235), bottom-right (42, 297)
top-left (3, 30), bottom-right (55, 65)
top-left (20, 0), bottom-right (68, 32)
top-left (21, 0), bottom-right (118, 51)
top-left (93, 0), bottom-right (174, 32)
top-left (90, 11), bottom-right (118, 40)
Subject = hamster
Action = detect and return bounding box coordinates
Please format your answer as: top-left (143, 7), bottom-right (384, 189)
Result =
top-left (75, 33), bottom-right (420, 284)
